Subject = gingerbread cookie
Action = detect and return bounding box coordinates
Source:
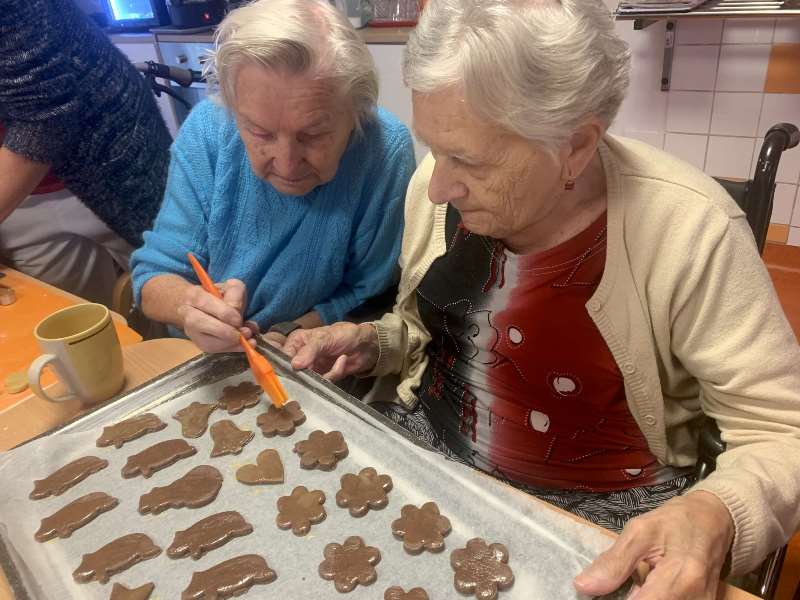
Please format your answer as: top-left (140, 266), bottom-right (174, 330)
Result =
top-left (391, 502), bottom-right (451, 554)
top-left (109, 582), bottom-right (155, 600)
top-left (121, 438), bottom-right (197, 478)
top-left (209, 420), bottom-right (254, 457)
top-left (182, 554), bottom-right (276, 599)
top-left (96, 413), bottom-right (167, 449)
top-left (294, 430), bottom-right (348, 471)
top-left (139, 465), bottom-right (223, 515)
top-left (336, 467), bottom-right (393, 517)
top-left (173, 402), bottom-right (217, 438)
top-left (276, 486), bottom-right (326, 536)
top-left (217, 381), bottom-right (261, 414)
top-left (30, 456), bottom-right (108, 500)
top-left (236, 449), bottom-right (284, 485)
top-left (35, 492), bottom-right (118, 542)
top-left (256, 400), bottom-right (306, 437)
top-left (319, 536), bottom-right (381, 593)
top-left (450, 538), bottom-right (514, 600)
top-left (384, 587), bottom-right (429, 600)
top-left (167, 511), bottom-right (253, 560)
top-left (73, 533), bottom-right (161, 584)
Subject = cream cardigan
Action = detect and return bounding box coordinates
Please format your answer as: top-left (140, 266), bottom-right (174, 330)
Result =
top-left (370, 134), bottom-right (800, 574)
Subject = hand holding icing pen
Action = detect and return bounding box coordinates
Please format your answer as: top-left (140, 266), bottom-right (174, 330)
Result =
top-left (187, 252), bottom-right (288, 407)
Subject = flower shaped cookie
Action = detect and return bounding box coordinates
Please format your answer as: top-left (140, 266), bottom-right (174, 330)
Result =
top-left (318, 536), bottom-right (381, 592)
top-left (294, 430), bottom-right (348, 470)
top-left (336, 467), bottom-right (393, 517)
top-left (256, 400), bottom-right (306, 437)
top-left (450, 538), bottom-right (514, 600)
top-left (391, 502), bottom-right (451, 554)
top-left (276, 486), bottom-right (326, 536)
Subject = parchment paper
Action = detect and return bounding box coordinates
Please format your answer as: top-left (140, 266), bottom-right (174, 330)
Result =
top-left (0, 352), bottom-right (622, 599)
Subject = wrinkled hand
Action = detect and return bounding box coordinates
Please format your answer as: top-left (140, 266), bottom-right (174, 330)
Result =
top-left (178, 278), bottom-right (259, 353)
top-left (574, 491), bottom-right (734, 600)
top-left (281, 322), bottom-right (380, 381)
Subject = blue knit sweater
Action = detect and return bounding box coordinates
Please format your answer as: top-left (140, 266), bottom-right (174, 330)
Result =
top-left (131, 99), bottom-right (415, 328)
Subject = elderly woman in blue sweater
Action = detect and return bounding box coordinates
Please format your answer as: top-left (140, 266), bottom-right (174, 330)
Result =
top-left (131, 0), bottom-right (415, 352)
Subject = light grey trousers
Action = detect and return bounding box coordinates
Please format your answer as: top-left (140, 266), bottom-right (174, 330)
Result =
top-left (0, 189), bottom-right (132, 306)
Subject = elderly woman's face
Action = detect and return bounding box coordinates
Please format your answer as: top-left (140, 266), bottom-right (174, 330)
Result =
top-left (413, 88), bottom-right (565, 247)
top-left (233, 64), bottom-right (355, 196)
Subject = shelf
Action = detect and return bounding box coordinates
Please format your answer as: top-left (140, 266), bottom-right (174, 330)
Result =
top-left (616, 0), bottom-right (800, 91)
top-left (616, 0), bottom-right (800, 30)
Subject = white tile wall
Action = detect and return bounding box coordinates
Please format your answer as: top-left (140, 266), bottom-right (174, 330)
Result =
top-left (788, 226), bottom-right (800, 246)
top-left (759, 94), bottom-right (800, 138)
top-left (667, 91), bottom-right (713, 133)
top-left (611, 16), bottom-right (800, 237)
top-left (677, 19), bottom-right (724, 45)
top-left (710, 92), bottom-right (763, 137)
top-left (705, 136), bottom-right (756, 178)
top-left (671, 45), bottom-right (720, 91)
top-left (773, 20), bottom-right (800, 44)
top-left (664, 133), bottom-right (708, 170)
top-left (715, 44), bottom-right (772, 92)
top-left (721, 19), bottom-right (775, 44)
top-left (614, 21), bottom-right (670, 132)
top-left (772, 183), bottom-right (798, 224)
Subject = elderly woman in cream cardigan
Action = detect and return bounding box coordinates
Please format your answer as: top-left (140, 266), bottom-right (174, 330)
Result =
top-left (283, 0), bottom-right (800, 598)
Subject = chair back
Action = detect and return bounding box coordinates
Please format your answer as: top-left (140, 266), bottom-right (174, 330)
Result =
top-left (713, 123), bottom-right (800, 254)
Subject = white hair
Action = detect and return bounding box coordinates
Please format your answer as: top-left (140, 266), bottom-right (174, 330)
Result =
top-left (203, 0), bottom-right (379, 133)
top-left (403, 0), bottom-right (631, 150)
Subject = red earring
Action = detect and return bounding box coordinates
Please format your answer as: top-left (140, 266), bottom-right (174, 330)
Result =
top-left (564, 180), bottom-right (575, 191)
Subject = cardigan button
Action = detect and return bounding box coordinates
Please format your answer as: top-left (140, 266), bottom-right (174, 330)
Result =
top-left (622, 362), bottom-right (636, 374)
top-left (588, 300), bottom-right (601, 312)
top-left (643, 414), bottom-right (657, 426)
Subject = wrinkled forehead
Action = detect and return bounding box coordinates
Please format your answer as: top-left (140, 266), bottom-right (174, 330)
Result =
top-left (234, 64), bottom-right (349, 131)
top-left (411, 88), bottom-right (506, 155)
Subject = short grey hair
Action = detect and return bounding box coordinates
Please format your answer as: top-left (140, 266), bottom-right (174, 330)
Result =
top-left (404, 0), bottom-right (631, 150)
top-left (204, 0), bottom-right (379, 133)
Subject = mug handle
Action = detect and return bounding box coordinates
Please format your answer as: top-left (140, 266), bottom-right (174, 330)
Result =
top-left (27, 355), bottom-right (76, 403)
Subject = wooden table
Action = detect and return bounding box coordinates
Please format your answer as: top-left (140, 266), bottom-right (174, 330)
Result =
top-left (0, 267), bottom-right (143, 411)
top-left (0, 338), bottom-right (757, 599)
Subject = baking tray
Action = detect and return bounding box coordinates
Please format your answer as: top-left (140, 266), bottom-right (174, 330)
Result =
top-left (0, 345), bottom-right (628, 599)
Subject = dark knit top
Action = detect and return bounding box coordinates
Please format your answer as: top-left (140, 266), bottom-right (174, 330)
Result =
top-left (0, 0), bottom-right (171, 246)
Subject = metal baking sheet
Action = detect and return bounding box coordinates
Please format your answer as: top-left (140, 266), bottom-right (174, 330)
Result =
top-left (0, 346), bottom-right (624, 599)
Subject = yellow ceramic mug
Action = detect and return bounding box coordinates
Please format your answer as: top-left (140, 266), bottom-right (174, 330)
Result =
top-left (28, 303), bottom-right (124, 404)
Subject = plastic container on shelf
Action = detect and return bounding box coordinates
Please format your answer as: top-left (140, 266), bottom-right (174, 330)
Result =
top-left (368, 0), bottom-right (422, 27)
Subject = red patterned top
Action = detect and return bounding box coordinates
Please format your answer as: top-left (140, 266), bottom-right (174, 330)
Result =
top-left (416, 206), bottom-right (679, 491)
